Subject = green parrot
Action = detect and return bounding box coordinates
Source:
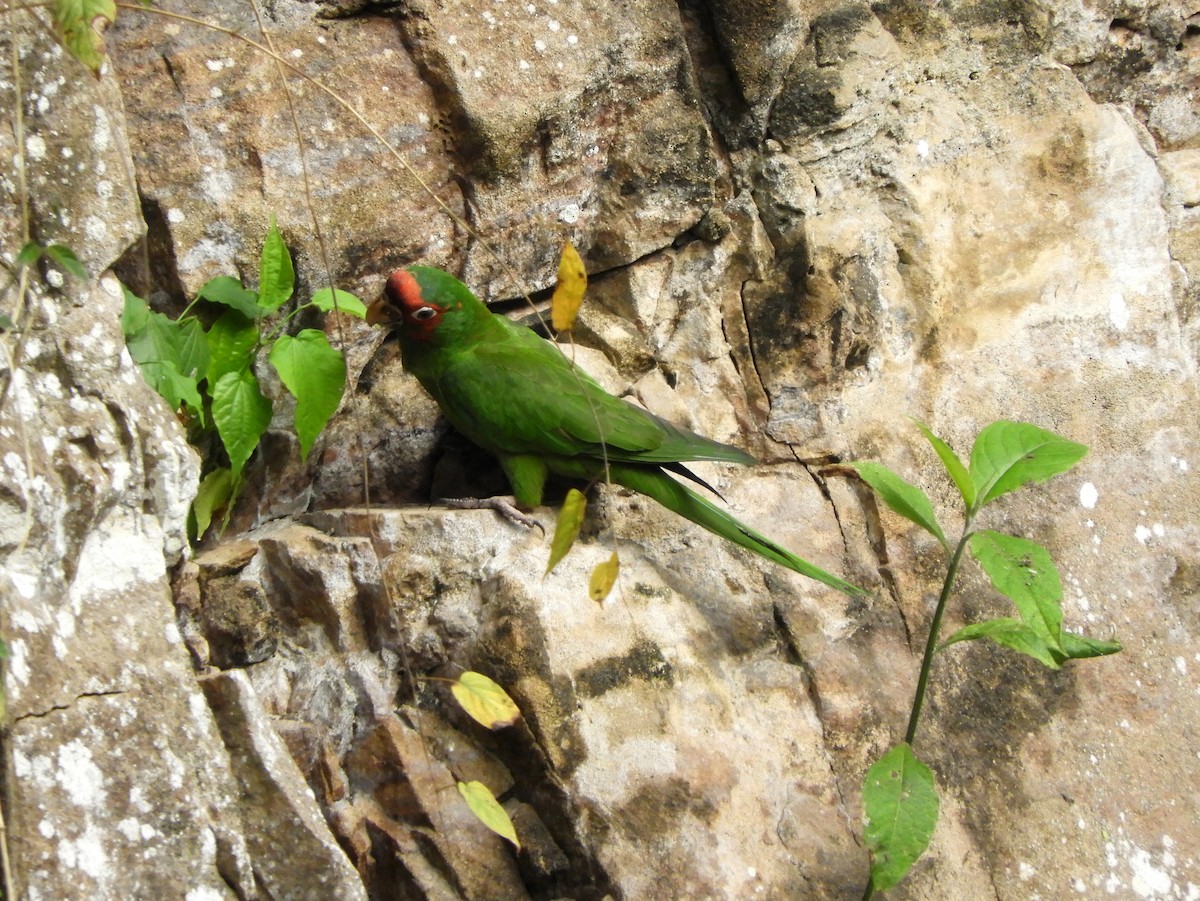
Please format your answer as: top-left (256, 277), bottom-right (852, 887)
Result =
top-left (367, 265), bottom-right (865, 597)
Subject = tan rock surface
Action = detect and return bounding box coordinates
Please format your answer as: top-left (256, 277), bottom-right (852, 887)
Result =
top-left (2, 2), bottom-right (1197, 899)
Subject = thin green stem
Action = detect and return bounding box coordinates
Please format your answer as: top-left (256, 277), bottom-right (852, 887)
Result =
top-left (904, 524), bottom-right (973, 746)
top-left (862, 524), bottom-right (973, 901)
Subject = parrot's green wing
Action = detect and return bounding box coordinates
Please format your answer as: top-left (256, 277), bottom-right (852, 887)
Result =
top-left (434, 320), bottom-right (755, 467)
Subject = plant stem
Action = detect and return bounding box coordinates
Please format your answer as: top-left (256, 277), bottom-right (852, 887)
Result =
top-left (862, 526), bottom-right (973, 901)
top-left (904, 527), bottom-right (972, 746)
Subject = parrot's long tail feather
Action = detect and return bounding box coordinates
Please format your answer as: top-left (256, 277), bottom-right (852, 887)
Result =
top-left (609, 463), bottom-right (868, 597)
top-left (662, 461), bottom-right (726, 502)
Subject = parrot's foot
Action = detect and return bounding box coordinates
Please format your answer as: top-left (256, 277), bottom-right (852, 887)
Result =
top-left (440, 496), bottom-right (545, 536)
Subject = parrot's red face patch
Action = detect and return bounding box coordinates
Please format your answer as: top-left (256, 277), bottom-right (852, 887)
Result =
top-left (373, 269), bottom-right (448, 341)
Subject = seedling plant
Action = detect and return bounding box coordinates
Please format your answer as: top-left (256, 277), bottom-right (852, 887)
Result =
top-left (121, 218), bottom-right (366, 538)
top-left (851, 420), bottom-right (1121, 896)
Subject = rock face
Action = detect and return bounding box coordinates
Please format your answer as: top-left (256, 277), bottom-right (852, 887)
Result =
top-left (2, 1), bottom-right (1198, 899)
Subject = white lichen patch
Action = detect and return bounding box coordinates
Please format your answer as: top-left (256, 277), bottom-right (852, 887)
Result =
top-left (8, 638), bottom-right (30, 686)
top-left (58, 823), bottom-right (108, 879)
top-left (199, 168), bottom-right (233, 204)
top-left (68, 512), bottom-right (166, 599)
top-left (179, 236), bottom-right (237, 278)
top-left (116, 817), bottom-right (141, 841)
top-left (1079, 481), bottom-right (1098, 509)
top-left (37, 372), bottom-right (64, 399)
top-left (26, 134), bottom-right (47, 161)
top-left (92, 105), bottom-right (111, 152)
top-left (1109, 292), bottom-right (1131, 330)
top-left (185, 887), bottom-right (227, 901)
top-left (11, 607), bottom-right (41, 633)
top-left (57, 740), bottom-right (107, 807)
top-left (54, 608), bottom-right (76, 640)
top-left (188, 690), bottom-right (209, 726)
top-left (1134, 522), bottom-right (1165, 544)
top-left (128, 784), bottom-right (151, 815)
top-left (84, 214), bottom-right (108, 243)
top-left (9, 565), bottom-right (45, 604)
top-left (1103, 827), bottom-right (1190, 899)
top-left (1129, 844), bottom-right (1173, 897)
top-left (162, 748), bottom-right (186, 791)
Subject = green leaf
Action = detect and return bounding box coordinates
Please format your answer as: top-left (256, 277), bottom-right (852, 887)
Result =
top-left (267, 330), bottom-right (346, 461)
top-left (120, 285), bottom-right (150, 336)
top-left (851, 461), bottom-right (947, 548)
top-left (143, 360), bottom-right (204, 421)
top-left (16, 242), bottom-right (42, 269)
top-left (546, 488), bottom-right (587, 574)
top-left (969, 421), bottom-right (1087, 510)
top-left (44, 244), bottom-right (88, 279)
top-left (589, 552), bottom-right (620, 602)
top-left (311, 287), bottom-right (368, 319)
top-left (0, 314), bottom-right (13, 332)
top-left (193, 468), bottom-right (234, 540)
top-left (911, 418), bottom-right (976, 509)
top-left (863, 743), bottom-right (939, 892)
top-left (940, 618), bottom-right (1061, 668)
top-left (206, 309), bottom-right (259, 386)
top-left (450, 672), bottom-right (522, 730)
top-left (52, 0), bottom-right (117, 75)
top-left (1055, 631), bottom-right (1122, 662)
top-left (211, 370), bottom-right (272, 480)
top-left (124, 307), bottom-right (202, 420)
top-left (174, 317), bottom-right (210, 381)
top-left (969, 531), bottom-right (1063, 651)
top-left (198, 276), bottom-right (263, 319)
top-left (257, 217), bottom-right (295, 313)
top-left (125, 308), bottom-right (182, 369)
top-left (457, 781), bottom-right (520, 850)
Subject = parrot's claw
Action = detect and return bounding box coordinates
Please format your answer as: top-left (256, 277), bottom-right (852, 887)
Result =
top-left (440, 496), bottom-right (546, 536)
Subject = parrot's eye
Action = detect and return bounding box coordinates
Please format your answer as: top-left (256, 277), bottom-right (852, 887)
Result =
top-left (411, 307), bottom-right (439, 322)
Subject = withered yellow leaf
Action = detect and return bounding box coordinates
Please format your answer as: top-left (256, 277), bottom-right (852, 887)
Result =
top-left (550, 241), bottom-right (587, 333)
top-left (546, 488), bottom-right (587, 574)
top-left (457, 781), bottom-right (521, 849)
top-left (589, 552), bottom-right (620, 602)
top-left (450, 671), bottom-right (521, 729)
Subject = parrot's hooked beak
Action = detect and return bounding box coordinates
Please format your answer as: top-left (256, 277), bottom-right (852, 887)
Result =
top-left (366, 293), bottom-right (392, 327)
top-left (368, 269), bottom-right (423, 327)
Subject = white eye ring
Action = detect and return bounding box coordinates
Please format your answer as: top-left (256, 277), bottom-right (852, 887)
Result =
top-left (411, 306), bottom-right (439, 322)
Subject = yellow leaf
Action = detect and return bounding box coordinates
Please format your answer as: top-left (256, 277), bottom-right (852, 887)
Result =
top-left (550, 241), bottom-right (587, 333)
top-left (457, 781), bottom-right (521, 850)
top-left (450, 671), bottom-right (521, 729)
top-left (546, 488), bottom-right (587, 574)
top-left (589, 552), bottom-right (620, 602)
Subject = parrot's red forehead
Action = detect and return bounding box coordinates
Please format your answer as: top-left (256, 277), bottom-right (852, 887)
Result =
top-left (385, 269), bottom-right (424, 312)
top-left (377, 268), bottom-right (449, 341)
